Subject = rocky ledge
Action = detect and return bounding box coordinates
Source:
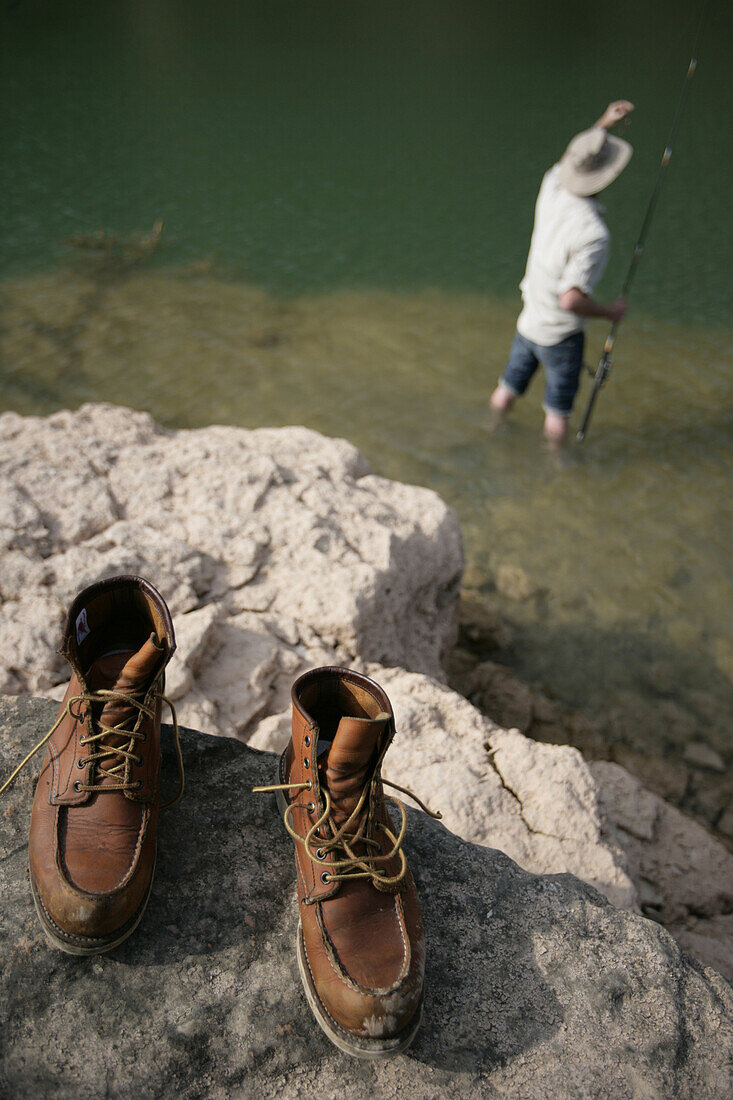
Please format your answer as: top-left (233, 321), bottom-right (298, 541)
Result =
top-left (0, 405), bottom-right (731, 987)
top-left (0, 403), bottom-right (462, 707)
top-left (1, 697), bottom-right (732, 1099)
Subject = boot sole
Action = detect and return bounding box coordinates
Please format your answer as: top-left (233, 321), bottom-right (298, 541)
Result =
top-left (29, 861), bottom-right (156, 957)
top-left (275, 755), bottom-right (423, 1059)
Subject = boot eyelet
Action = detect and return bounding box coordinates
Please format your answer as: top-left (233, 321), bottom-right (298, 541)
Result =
top-left (303, 757), bottom-right (310, 769)
top-left (77, 758), bottom-right (86, 769)
top-left (316, 847), bottom-right (326, 860)
top-left (307, 802), bottom-right (316, 813)
top-left (321, 871), bottom-right (331, 884)
top-left (73, 781), bottom-right (83, 792)
top-left (306, 780), bottom-right (312, 791)
top-left (304, 735), bottom-right (311, 747)
top-left (133, 755), bottom-right (143, 766)
top-left (133, 780), bottom-right (143, 790)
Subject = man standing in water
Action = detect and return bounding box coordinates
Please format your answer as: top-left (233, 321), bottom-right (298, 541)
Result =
top-left (490, 100), bottom-right (634, 444)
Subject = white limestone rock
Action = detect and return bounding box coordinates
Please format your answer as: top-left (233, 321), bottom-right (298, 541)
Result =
top-left (164, 604), bottom-right (222, 701)
top-left (46, 521), bottom-right (214, 614)
top-left (0, 403), bottom-right (463, 714)
top-left (0, 595), bottom-right (67, 692)
top-left (377, 667), bottom-right (638, 911)
top-left (0, 485), bottom-right (48, 555)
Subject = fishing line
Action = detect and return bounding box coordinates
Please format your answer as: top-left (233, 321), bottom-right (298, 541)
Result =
top-left (576, 0), bottom-right (712, 444)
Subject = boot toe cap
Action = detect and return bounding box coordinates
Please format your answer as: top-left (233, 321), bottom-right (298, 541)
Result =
top-left (300, 920), bottom-right (424, 1053)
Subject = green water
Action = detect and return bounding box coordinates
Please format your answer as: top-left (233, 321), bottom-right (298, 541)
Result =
top-left (2, 0), bottom-right (732, 322)
top-left (1, 2), bottom-right (732, 820)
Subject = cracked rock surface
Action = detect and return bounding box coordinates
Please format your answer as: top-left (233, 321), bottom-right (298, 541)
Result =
top-left (374, 668), bottom-right (637, 911)
top-left (1, 697), bottom-right (732, 1100)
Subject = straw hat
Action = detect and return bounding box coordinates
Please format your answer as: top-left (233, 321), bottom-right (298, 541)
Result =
top-left (558, 126), bottom-right (633, 196)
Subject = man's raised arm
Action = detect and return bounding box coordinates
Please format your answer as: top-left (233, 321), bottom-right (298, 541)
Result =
top-left (595, 99), bottom-right (635, 130)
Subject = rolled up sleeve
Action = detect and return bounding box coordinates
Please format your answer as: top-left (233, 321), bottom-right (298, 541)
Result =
top-left (558, 234), bottom-right (610, 297)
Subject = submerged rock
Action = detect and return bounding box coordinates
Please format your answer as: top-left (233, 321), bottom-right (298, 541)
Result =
top-left (683, 741), bottom-right (726, 773)
top-left (454, 657), bottom-right (534, 732)
top-left (494, 562), bottom-right (539, 602)
top-left (608, 743), bottom-right (690, 804)
top-left (1, 696), bottom-right (731, 1099)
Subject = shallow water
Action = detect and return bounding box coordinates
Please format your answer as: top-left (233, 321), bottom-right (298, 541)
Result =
top-left (2, 266), bottom-right (731, 778)
top-left (1, 1), bottom-right (732, 807)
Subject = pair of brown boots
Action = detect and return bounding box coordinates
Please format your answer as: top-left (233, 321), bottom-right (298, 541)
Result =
top-left (2, 575), bottom-right (433, 1059)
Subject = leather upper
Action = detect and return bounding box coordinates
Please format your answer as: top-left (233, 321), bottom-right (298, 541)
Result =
top-left (28, 576), bottom-right (174, 945)
top-left (284, 667), bottom-right (425, 1040)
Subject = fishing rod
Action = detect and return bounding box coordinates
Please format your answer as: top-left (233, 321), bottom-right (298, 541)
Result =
top-left (576, 0), bottom-right (711, 444)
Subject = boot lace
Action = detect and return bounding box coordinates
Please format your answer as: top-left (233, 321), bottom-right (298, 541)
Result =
top-left (254, 773), bottom-right (441, 886)
top-left (0, 685), bottom-right (184, 807)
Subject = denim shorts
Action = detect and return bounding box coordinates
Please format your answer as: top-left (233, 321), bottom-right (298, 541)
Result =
top-left (501, 330), bottom-right (585, 416)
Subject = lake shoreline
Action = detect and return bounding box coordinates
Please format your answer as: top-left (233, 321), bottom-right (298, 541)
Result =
top-left (451, 588), bottom-right (732, 852)
top-left (2, 263), bottom-right (731, 844)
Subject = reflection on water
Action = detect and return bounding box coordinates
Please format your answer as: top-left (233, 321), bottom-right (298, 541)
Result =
top-left (2, 262), bottom-right (731, 802)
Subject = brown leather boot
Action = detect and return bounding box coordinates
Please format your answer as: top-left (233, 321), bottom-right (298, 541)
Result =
top-left (4, 575), bottom-right (181, 955)
top-left (256, 667), bottom-right (438, 1058)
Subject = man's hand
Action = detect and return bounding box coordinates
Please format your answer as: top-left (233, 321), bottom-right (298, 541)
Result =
top-left (596, 100), bottom-right (635, 130)
top-left (606, 296), bottom-right (628, 324)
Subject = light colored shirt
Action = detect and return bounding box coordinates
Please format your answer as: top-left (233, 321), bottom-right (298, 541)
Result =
top-left (516, 163), bottom-right (610, 347)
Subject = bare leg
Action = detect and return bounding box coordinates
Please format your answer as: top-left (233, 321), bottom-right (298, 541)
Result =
top-left (543, 410), bottom-right (569, 446)
top-left (490, 382), bottom-right (516, 416)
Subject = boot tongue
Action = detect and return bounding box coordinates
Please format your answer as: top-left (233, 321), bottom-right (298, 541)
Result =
top-left (86, 635), bottom-right (164, 785)
top-left (322, 713), bottom-right (390, 824)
